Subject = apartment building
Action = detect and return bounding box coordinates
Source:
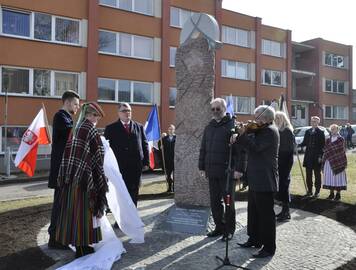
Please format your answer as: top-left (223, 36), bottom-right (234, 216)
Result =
top-left (0, 0), bottom-right (352, 171)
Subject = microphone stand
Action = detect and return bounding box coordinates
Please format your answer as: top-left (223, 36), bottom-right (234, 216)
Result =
top-left (214, 141), bottom-right (249, 270)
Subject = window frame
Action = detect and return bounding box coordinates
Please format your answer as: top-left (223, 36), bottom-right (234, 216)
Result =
top-left (98, 29), bottom-right (154, 61)
top-left (98, 0), bottom-right (154, 17)
top-left (324, 79), bottom-right (346, 94)
top-left (324, 105), bottom-right (348, 120)
top-left (324, 53), bottom-right (345, 69)
top-left (262, 39), bottom-right (283, 58)
top-left (0, 8), bottom-right (82, 46)
top-left (169, 7), bottom-right (196, 28)
top-left (0, 65), bottom-right (80, 98)
top-left (262, 69), bottom-right (283, 87)
top-left (222, 25), bottom-right (249, 48)
top-left (169, 87), bottom-right (177, 108)
top-left (221, 59), bottom-right (250, 80)
top-left (169, 47), bottom-right (177, 67)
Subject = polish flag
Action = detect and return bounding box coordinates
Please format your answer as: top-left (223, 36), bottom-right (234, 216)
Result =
top-left (14, 107), bottom-right (51, 177)
top-left (144, 105), bottom-right (161, 170)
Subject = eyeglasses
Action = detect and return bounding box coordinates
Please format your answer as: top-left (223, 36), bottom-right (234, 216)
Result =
top-left (211, 107), bottom-right (221, 112)
top-left (120, 109), bottom-right (131, 113)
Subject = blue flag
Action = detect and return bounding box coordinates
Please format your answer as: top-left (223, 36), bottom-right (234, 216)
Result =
top-left (226, 95), bottom-right (234, 116)
top-left (145, 105), bottom-right (161, 141)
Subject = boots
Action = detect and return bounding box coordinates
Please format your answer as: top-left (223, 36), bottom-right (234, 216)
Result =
top-left (276, 203), bottom-right (290, 222)
top-left (75, 246), bottom-right (95, 258)
top-left (167, 178), bottom-right (174, 193)
top-left (327, 191), bottom-right (335, 200)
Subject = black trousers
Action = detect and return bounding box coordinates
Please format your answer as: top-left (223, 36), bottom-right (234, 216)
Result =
top-left (277, 154), bottom-right (293, 203)
top-left (247, 191), bottom-right (276, 254)
top-left (121, 165), bottom-right (142, 207)
top-left (48, 187), bottom-right (60, 237)
top-left (306, 166), bottom-right (321, 193)
top-left (208, 176), bottom-right (236, 234)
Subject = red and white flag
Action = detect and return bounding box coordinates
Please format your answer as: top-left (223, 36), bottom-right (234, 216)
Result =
top-left (14, 108), bottom-right (51, 177)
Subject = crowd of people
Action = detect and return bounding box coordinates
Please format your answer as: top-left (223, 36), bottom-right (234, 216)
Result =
top-left (46, 91), bottom-right (351, 262)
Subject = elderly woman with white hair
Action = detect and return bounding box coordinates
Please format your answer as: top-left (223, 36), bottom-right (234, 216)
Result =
top-left (322, 124), bottom-right (347, 201)
top-left (236, 105), bottom-right (279, 258)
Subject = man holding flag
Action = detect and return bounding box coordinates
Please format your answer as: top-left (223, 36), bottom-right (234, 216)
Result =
top-left (104, 102), bottom-right (149, 206)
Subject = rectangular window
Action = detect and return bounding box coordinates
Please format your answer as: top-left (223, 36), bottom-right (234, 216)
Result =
top-left (223, 95), bottom-right (254, 114)
top-left (98, 30), bottom-right (153, 60)
top-left (33, 69), bottom-right (51, 96)
top-left (99, 0), bottom-right (153, 15)
top-left (55, 17), bottom-right (80, 44)
top-left (222, 26), bottom-right (249, 47)
top-left (324, 105), bottom-right (348, 119)
top-left (262, 39), bottom-right (282, 57)
top-left (170, 7), bottom-right (196, 28)
top-left (2, 9), bottom-right (30, 37)
top-left (291, 105), bottom-right (297, 118)
top-left (98, 78), bottom-right (154, 104)
top-left (325, 79), bottom-right (346, 94)
top-left (34, 13), bottom-right (52, 41)
top-left (170, 47), bottom-right (177, 67)
top-left (352, 107), bottom-right (356, 121)
top-left (262, 69), bottom-right (282, 86)
top-left (326, 79), bottom-right (332, 91)
top-left (169, 87), bottom-right (177, 107)
top-left (55, 72), bottom-right (78, 97)
top-left (325, 53), bottom-right (345, 68)
top-left (98, 78), bottom-right (116, 101)
top-left (221, 60), bottom-right (249, 80)
top-left (1, 126), bottom-right (27, 153)
top-left (2, 67), bottom-right (30, 94)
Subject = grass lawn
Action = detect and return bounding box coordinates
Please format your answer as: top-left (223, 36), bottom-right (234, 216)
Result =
top-left (290, 153), bottom-right (356, 204)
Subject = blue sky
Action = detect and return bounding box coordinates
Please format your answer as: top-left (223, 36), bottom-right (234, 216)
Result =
top-left (222, 0), bottom-right (355, 88)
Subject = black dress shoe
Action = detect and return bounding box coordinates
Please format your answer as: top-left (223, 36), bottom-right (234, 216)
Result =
top-left (277, 212), bottom-right (291, 222)
top-left (75, 246), bottom-right (95, 258)
top-left (48, 238), bottom-right (70, 250)
top-left (221, 233), bottom-right (233, 241)
top-left (206, 230), bottom-right (223, 237)
top-left (237, 240), bottom-right (262, 248)
top-left (252, 249), bottom-right (274, 258)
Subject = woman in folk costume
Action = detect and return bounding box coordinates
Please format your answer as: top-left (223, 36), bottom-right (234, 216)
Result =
top-left (56, 102), bottom-right (108, 258)
top-left (322, 124), bottom-right (347, 201)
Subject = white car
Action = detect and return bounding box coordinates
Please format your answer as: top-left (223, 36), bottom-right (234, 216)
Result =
top-left (294, 126), bottom-right (330, 152)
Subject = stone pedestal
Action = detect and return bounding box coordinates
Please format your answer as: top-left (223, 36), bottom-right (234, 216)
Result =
top-left (174, 36), bottom-right (215, 207)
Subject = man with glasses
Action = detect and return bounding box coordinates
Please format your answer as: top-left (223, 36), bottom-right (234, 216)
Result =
top-left (199, 98), bottom-right (246, 241)
top-left (104, 102), bottom-right (149, 206)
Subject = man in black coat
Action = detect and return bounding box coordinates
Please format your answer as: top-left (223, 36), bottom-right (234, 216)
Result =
top-left (48, 90), bottom-right (80, 249)
top-left (236, 105), bottom-right (279, 258)
top-left (346, 123), bottom-right (354, 149)
top-left (161, 124), bottom-right (176, 192)
top-left (299, 116), bottom-right (325, 197)
top-left (104, 102), bottom-right (149, 206)
top-left (199, 98), bottom-right (247, 241)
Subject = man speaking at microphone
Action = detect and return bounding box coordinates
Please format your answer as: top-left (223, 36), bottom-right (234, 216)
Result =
top-left (199, 98), bottom-right (247, 241)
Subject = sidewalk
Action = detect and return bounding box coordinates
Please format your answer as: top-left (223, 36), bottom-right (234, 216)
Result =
top-left (0, 172), bottom-right (166, 202)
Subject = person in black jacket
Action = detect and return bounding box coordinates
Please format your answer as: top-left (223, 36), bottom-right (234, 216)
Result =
top-left (199, 98), bottom-right (247, 241)
top-left (299, 116), bottom-right (325, 197)
top-left (104, 102), bottom-right (149, 206)
top-left (48, 90), bottom-right (80, 249)
top-left (236, 105), bottom-right (279, 258)
top-left (346, 123), bottom-right (354, 149)
top-left (274, 111), bottom-right (295, 222)
top-left (161, 125), bottom-right (176, 192)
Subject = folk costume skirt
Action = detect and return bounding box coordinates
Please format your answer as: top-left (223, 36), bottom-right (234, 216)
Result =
top-left (323, 160), bottom-right (347, 190)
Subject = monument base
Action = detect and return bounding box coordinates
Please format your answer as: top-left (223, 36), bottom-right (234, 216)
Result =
top-left (160, 204), bottom-right (210, 235)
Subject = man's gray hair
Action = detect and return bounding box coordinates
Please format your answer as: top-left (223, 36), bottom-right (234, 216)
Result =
top-left (210, 98), bottom-right (227, 112)
top-left (118, 102), bottom-right (131, 110)
top-left (254, 105), bottom-right (275, 123)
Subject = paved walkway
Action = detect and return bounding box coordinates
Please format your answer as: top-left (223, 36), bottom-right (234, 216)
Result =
top-left (39, 200), bottom-right (356, 270)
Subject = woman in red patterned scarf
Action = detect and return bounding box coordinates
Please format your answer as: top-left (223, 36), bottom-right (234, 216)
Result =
top-left (55, 102), bottom-right (108, 258)
top-left (322, 124), bottom-right (347, 201)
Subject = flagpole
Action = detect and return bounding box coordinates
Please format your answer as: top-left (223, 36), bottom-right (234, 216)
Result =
top-left (3, 84), bottom-right (10, 177)
top-left (41, 103), bottom-right (52, 144)
top-left (156, 105), bottom-right (168, 187)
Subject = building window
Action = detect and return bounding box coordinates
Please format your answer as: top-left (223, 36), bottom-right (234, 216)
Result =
top-left (98, 30), bottom-right (153, 60)
top-left (262, 69), bottom-right (282, 87)
top-left (352, 107), bottom-right (356, 121)
top-left (170, 7), bottom-right (196, 28)
top-left (1, 8), bottom-right (81, 45)
top-left (291, 105), bottom-right (297, 118)
top-left (170, 47), bottom-right (177, 67)
top-left (223, 95), bottom-right (255, 114)
top-left (1, 66), bottom-right (80, 97)
top-left (2, 9), bottom-right (30, 37)
top-left (222, 26), bottom-right (249, 47)
top-left (169, 87), bottom-right (177, 107)
top-left (325, 79), bottom-right (346, 94)
top-left (324, 105), bottom-right (348, 120)
top-left (221, 60), bottom-right (249, 80)
top-left (262, 39), bottom-right (282, 57)
top-left (98, 77), bottom-right (154, 104)
top-left (325, 53), bottom-right (344, 68)
top-left (99, 0), bottom-right (153, 16)
top-left (98, 78), bottom-right (116, 101)
top-left (0, 126), bottom-right (27, 153)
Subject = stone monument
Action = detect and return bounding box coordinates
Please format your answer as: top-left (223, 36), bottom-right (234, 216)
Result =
top-left (174, 13), bottom-right (221, 207)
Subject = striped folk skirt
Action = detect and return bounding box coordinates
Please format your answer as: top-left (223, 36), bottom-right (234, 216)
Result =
top-left (56, 183), bottom-right (102, 246)
top-left (322, 160), bottom-right (347, 190)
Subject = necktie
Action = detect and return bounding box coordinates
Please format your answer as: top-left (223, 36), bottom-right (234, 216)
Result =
top-left (124, 123), bottom-right (130, 134)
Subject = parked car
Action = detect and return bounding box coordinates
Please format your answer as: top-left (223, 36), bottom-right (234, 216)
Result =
top-left (294, 126), bottom-right (330, 153)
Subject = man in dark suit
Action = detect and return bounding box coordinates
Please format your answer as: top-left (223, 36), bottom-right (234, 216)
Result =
top-left (104, 102), bottom-right (149, 206)
top-left (236, 105), bottom-right (279, 258)
top-left (48, 90), bottom-right (80, 249)
top-left (161, 124), bottom-right (176, 192)
top-left (299, 116), bottom-right (325, 197)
